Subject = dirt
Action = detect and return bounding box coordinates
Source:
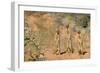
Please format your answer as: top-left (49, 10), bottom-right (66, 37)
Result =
top-left (39, 48), bottom-right (90, 61)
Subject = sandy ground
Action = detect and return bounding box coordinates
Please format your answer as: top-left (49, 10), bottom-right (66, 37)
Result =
top-left (38, 47), bottom-right (90, 61)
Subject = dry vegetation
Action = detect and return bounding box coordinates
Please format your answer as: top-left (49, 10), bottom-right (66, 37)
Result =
top-left (24, 11), bottom-right (90, 61)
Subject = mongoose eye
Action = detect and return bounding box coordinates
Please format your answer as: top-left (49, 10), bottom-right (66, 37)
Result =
top-left (66, 24), bottom-right (69, 28)
top-left (83, 25), bottom-right (87, 28)
top-left (56, 30), bottom-right (60, 35)
top-left (78, 31), bottom-right (81, 34)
